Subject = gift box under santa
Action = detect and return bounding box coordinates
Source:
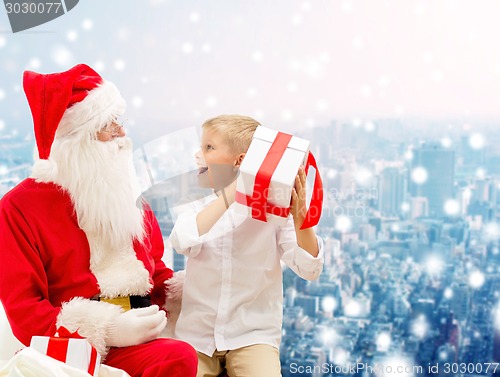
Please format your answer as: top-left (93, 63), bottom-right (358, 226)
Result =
top-left (235, 126), bottom-right (323, 228)
top-left (30, 332), bottom-right (100, 376)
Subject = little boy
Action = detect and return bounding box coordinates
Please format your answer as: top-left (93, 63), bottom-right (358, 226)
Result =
top-left (169, 114), bottom-right (324, 377)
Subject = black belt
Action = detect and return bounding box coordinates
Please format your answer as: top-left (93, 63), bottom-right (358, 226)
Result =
top-left (90, 295), bottom-right (151, 311)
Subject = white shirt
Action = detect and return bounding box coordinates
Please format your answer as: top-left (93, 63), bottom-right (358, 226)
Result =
top-left (169, 193), bottom-right (324, 356)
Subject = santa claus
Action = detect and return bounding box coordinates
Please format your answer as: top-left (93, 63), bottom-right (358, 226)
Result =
top-left (0, 64), bottom-right (197, 377)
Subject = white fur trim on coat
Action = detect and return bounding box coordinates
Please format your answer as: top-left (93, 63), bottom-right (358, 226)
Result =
top-left (56, 297), bottom-right (123, 358)
top-left (162, 270), bottom-right (185, 338)
top-left (165, 270), bottom-right (185, 301)
top-left (88, 240), bottom-right (152, 298)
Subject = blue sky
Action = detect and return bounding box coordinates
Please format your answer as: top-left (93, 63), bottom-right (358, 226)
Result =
top-left (1, 0), bottom-right (500, 144)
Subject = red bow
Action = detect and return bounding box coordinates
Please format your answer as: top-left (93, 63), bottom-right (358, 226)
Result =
top-left (55, 326), bottom-right (84, 339)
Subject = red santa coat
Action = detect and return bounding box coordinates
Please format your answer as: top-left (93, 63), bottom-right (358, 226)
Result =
top-left (0, 178), bottom-right (173, 356)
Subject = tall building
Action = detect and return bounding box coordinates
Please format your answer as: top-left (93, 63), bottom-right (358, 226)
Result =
top-left (410, 142), bottom-right (455, 217)
top-left (378, 167), bottom-right (407, 216)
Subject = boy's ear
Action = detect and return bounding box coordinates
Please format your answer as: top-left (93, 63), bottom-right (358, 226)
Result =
top-left (235, 153), bottom-right (246, 167)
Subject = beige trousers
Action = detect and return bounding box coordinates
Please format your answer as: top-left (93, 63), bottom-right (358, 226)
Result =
top-left (197, 344), bottom-right (282, 377)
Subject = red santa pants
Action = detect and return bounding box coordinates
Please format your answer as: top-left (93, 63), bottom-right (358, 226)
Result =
top-left (104, 338), bottom-right (198, 377)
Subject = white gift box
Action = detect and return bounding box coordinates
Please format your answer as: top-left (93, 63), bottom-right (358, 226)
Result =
top-left (30, 335), bottom-right (100, 376)
top-left (235, 126), bottom-right (310, 226)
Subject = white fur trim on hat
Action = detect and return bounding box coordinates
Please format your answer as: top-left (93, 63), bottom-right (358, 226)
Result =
top-left (56, 81), bottom-right (126, 139)
top-left (30, 157), bottom-right (58, 183)
top-left (56, 297), bottom-right (123, 358)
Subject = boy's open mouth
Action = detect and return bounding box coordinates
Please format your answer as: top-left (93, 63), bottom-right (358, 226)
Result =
top-left (198, 166), bottom-right (208, 175)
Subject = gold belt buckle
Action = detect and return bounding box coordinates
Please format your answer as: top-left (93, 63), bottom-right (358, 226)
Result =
top-left (100, 296), bottom-right (131, 311)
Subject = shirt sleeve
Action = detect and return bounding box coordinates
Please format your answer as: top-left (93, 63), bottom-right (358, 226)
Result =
top-left (277, 217), bottom-right (324, 281)
top-left (169, 201), bottom-right (205, 258)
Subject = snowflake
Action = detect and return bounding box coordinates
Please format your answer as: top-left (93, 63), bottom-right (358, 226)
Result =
top-left (82, 19), bottom-right (93, 31)
top-left (411, 167), bottom-right (428, 184)
top-left (422, 52), bottom-right (434, 64)
top-left (354, 166), bottom-right (373, 185)
top-left (443, 199), bottom-right (460, 216)
top-left (28, 58), bottom-right (41, 70)
top-left (485, 223), bottom-right (500, 241)
top-left (376, 332), bottom-right (391, 352)
top-left (291, 14), bottom-right (303, 26)
top-left (351, 118), bottom-right (362, 127)
top-left (51, 46), bottom-right (74, 67)
top-left (189, 12), bottom-right (200, 23)
top-left (425, 255), bottom-right (444, 276)
top-left (335, 215), bottom-right (352, 233)
top-left (0, 89), bottom-right (5, 101)
top-left (246, 88), bottom-right (257, 97)
top-left (341, 1), bottom-right (353, 14)
top-left (440, 137), bottom-right (452, 148)
top-left (281, 110), bottom-right (293, 122)
top-left (67, 30), bottom-right (78, 42)
top-left (375, 76), bottom-right (389, 90)
top-left (394, 105), bottom-right (405, 116)
top-left (132, 96), bottom-right (143, 108)
top-left (0, 119), bottom-right (5, 131)
top-left (469, 270), bottom-right (485, 289)
top-left (443, 287), bottom-right (453, 299)
top-left (411, 315), bottom-right (429, 339)
top-left (286, 82), bottom-right (298, 93)
top-left (404, 150), bottom-right (414, 161)
top-left (360, 84), bottom-right (372, 97)
top-left (201, 43), bottom-right (211, 53)
top-left (364, 121), bottom-right (375, 132)
top-left (0, 36), bottom-right (6, 48)
top-left (401, 202), bottom-right (411, 212)
top-left (475, 167), bottom-right (486, 179)
top-left (432, 70), bottom-right (444, 82)
top-left (182, 43), bottom-right (193, 54)
top-left (321, 296), bottom-right (337, 313)
top-left (332, 348), bottom-right (349, 367)
top-left (252, 51), bottom-right (264, 63)
top-left (321, 328), bottom-right (337, 345)
top-left (469, 133), bottom-right (485, 150)
top-left (205, 96), bottom-right (217, 108)
top-left (344, 300), bottom-right (361, 317)
top-left (114, 59), bottom-right (126, 71)
top-left (327, 169), bottom-right (337, 180)
top-left (376, 355), bottom-right (415, 377)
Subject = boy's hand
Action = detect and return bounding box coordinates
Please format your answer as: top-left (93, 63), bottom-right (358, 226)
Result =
top-left (291, 166), bottom-right (307, 228)
top-left (291, 166), bottom-right (320, 257)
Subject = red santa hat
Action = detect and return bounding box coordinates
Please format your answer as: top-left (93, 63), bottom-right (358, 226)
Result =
top-left (24, 63), bottom-right (126, 181)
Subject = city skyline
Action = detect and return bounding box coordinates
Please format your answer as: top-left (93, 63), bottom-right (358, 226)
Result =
top-left (1, 116), bottom-right (500, 376)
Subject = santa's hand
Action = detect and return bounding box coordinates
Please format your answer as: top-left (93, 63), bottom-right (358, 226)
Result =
top-left (105, 305), bottom-right (167, 347)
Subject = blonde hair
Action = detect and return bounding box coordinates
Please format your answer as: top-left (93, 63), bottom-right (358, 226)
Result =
top-left (202, 114), bottom-right (260, 154)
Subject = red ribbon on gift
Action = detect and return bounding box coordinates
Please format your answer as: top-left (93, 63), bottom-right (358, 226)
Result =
top-left (46, 326), bottom-right (99, 376)
top-left (236, 131), bottom-right (323, 229)
top-left (300, 151), bottom-right (323, 230)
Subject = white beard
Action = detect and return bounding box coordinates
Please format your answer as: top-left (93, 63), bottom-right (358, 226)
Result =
top-left (49, 136), bottom-right (152, 297)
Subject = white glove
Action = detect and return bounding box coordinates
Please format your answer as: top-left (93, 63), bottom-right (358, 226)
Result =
top-left (105, 305), bottom-right (167, 348)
